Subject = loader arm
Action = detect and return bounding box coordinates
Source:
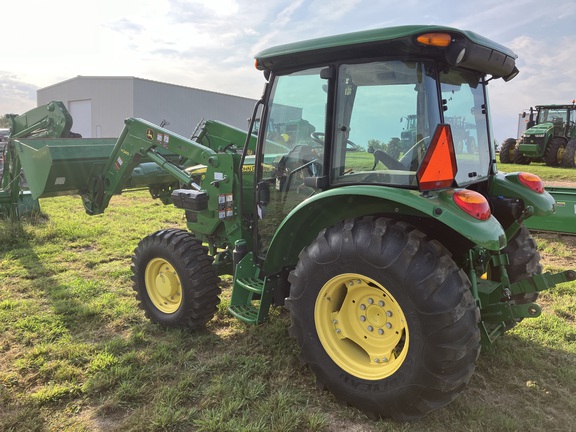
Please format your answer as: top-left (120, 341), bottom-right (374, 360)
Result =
top-left (81, 117), bottom-right (219, 215)
top-left (1, 101), bottom-right (74, 219)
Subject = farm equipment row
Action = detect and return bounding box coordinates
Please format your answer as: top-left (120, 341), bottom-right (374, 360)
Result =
top-left (2, 25), bottom-right (576, 421)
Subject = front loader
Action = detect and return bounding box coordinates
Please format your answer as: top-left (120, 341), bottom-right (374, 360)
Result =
top-left (2, 25), bottom-right (575, 421)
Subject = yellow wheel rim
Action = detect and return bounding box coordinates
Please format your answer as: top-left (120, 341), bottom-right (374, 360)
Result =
top-left (144, 258), bottom-right (182, 314)
top-left (315, 273), bottom-right (409, 380)
top-left (557, 146), bottom-right (565, 164)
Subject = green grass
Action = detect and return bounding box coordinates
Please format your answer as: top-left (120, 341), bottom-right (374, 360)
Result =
top-left (1, 191), bottom-right (575, 431)
top-left (498, 162), bottom-right (576, 182)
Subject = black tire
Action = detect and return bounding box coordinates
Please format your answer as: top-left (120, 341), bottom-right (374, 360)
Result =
top-left (544, 137), bottom-right (566, 167)
top-left (490, 225), bottom-right (541, 330)
top-left (513, 146), bottom-right (531, 165)
top-left (499, 138), bottom-right (516, 163)
top-left (131, 229), bottom-right (220, 329)
top-left (286, 218), bottom-right (480, 421)
top-left (562, 139), bottom-right (576, 168)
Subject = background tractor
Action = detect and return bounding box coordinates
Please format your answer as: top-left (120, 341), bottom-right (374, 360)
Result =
top-left (500, 103), bottom-right (576, 167)
top-left (2, 26), bottom-right (575, 421)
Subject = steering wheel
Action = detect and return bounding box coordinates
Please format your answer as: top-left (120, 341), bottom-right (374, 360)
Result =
top-left (400, 136), bottom-right (430, 170)
top-left (311, 132), bottom-right (359, 151)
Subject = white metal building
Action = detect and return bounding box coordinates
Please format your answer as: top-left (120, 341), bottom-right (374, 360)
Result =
top-left (37, 76), bottom-right (258, 138)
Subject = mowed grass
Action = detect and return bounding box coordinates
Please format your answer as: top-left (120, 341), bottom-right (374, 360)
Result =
top-left (498, 162), bottom-right (576, 182)
top-left (1, 190), bottom-right (575, 431)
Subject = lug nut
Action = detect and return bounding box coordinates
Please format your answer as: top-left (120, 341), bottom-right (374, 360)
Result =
top-left (368, 298), bottom-right (374, 304)
top-left (386, 311), bottom-right (393, 317)
top-left (378, 300), bottom-right (385, 307)
top-left (360, 304), bottom-right (366, 310)
top-left (367, 326), bottom-right (374, 332)
top-left (378, 328), bottom-right (384, 335)
top-left (385, 323), bottom-right (392, 329)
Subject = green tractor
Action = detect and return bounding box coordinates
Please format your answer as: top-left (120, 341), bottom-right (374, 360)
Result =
top-left (500, 103), bottom-right (576, 167)
top-left (3, 26), bottom-right (575, 421)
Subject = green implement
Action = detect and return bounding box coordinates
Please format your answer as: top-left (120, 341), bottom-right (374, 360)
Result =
top-left (525, 186), bottom-right (576, 234)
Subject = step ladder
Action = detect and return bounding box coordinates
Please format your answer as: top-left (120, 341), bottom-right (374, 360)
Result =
top-left (228, 252), bottom-right (275, 324)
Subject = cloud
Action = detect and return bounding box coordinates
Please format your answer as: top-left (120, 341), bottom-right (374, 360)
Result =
top-left (487, 33), bottom-right (576, 142)
top-left (0, 74), bottom-right (38, 116)
top-left (105, 18), bottom-right (145, 34)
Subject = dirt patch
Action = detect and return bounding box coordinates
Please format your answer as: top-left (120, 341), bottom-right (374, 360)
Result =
top-left (533, 232), bottom-right (576, 271)
top-left (544, 180), bottom-right (576, 188)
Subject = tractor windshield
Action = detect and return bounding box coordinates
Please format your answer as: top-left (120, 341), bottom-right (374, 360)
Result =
top-left (332, 61), bottom-right (491, 188)
top-left (537, 107), bottom-right (569, 124)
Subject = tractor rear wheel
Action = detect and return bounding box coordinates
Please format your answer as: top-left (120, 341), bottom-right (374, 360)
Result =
top-left (562, 139), bottom-right (576, 168)
top-left (544, 137), bottom-right (566, 167)
top-left (131, 229), bottom-right (220, 329)
top-left (499, 138), bottom-right (516, 163)
top-left (286, 218), bottom-right (480, 421)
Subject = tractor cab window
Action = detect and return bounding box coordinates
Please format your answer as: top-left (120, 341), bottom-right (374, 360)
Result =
top-left (331, 61), bottom-right (492, 188)
top-left (257, 68), bottom-right (328, 253)
top-left (332, 61), bottom-right (440, 187)
top-left (537, 107), bottom-right (569, 125)
top-left (536, 106), bottom-right (573, 138)
top-left (440, 68), bottom-right (491, 185)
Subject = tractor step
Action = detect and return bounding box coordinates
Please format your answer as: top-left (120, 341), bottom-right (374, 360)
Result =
top-left (228, 253), bottom-right (274, 325)
top-left (235, 277), bottom-right (265, 294)
top-left (228, 304), bottom-right (259, 324)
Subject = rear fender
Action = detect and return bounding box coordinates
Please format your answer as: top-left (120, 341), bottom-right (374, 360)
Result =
top-left (262, 185), bottom-right (506, 273)
top-left (489, 171), bottom-right (555, 216)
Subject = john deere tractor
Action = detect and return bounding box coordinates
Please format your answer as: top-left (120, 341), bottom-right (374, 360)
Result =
top-left (2, 26), bottom-right (575, 421)
top-left (500, 103), bottom-right (576, 167)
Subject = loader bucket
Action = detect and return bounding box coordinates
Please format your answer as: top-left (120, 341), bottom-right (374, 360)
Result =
top-left (12, 138), bottom-right (178, 200)
top-left (524, 186), bottom-right (576, 235)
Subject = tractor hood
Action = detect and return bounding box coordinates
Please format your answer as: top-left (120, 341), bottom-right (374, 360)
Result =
top-left (524, 123), bottom-right (553, 138)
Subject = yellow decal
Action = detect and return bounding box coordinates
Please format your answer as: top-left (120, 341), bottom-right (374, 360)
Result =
top-left (242, 163), bottom-right (275, 173)
top-left (146, 129), bottom-right (154, 140)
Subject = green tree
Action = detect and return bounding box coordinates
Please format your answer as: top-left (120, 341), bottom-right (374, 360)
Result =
top-left (367, 139), bottom-right (386, 151)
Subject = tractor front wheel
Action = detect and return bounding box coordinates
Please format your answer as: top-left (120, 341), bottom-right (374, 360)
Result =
top-left (131, 229), bottom-right (220, 329)
top-left (544, 137), bottom-right (566, 167)
top-left (499, 138), bottom-right (516, 163)
top-left (513, 146), bottom-right (531, 165)
top-left (286, 218), bottom-right (480, 421)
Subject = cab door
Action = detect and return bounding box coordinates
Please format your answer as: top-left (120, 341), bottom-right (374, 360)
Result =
top-left (256, 68), bottom-right (330, 255)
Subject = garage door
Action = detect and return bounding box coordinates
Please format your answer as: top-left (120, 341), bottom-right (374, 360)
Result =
top-left (68, 100), bottom-right (92, 138)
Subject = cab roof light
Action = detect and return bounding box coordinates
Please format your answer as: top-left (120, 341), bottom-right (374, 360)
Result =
top-left (518, 172), bottom-right (544, 194)
top-left (416, 124), bottom-right (458, 192)
top-left (416, 33), bottom-right (452, 47)
top-left (453, 190), bottom-right (491, 221)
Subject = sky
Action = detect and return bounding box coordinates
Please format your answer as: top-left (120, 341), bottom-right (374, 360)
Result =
top-left (2, 0), bottom-right (576, 143)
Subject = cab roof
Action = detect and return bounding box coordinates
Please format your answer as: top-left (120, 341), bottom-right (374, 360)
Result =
top-left (255, 25), bottom-right (518, 79)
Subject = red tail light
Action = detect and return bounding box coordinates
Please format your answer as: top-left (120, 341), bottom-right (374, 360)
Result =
top-left (518, 172), bottom-right (544, 194)
top-left (453, 190), bottom-right (491, 220)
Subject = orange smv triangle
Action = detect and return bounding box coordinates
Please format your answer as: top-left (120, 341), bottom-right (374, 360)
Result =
top-left (416, 124), bottom-right (458, 191)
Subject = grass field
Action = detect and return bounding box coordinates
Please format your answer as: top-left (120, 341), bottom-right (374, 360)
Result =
top-left (1, 181), bottom-right (575, 431)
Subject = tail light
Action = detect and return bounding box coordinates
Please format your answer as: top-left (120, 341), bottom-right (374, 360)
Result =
top-left (453, 190), bottom-right (491, 220)
top-left (518, 172), bottom-right (544, 194)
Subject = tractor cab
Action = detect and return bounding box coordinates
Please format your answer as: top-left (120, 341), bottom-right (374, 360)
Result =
top-left (251, 26), bottom-right (518, 256)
